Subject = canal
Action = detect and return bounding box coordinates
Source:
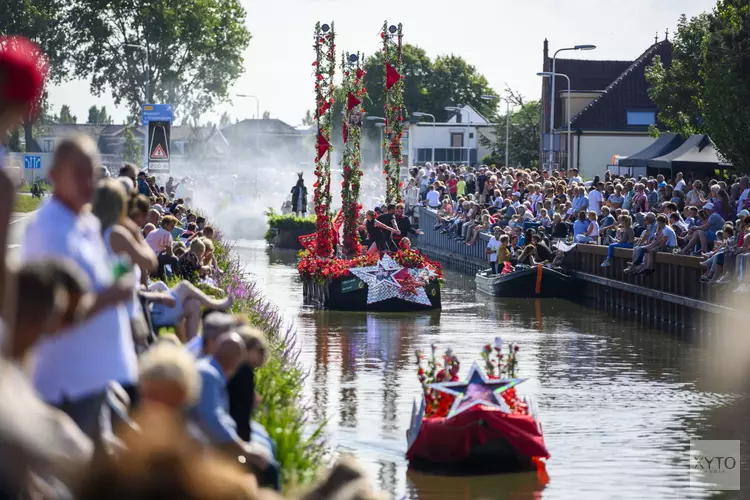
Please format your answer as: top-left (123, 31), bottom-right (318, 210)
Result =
top-left (235, 240), bottom-right (746, 499)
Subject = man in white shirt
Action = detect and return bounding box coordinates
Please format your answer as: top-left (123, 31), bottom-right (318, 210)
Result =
top-left (567, 168), bottom-right (583, 186)
top-left (588, 183), bottom-right (604, 216)
top-left (21, 136), bottom-right (135, 446)
top-left (674, 172), bottom-right (687, 193)
top-left (425, 185), bottom-right (441, 209)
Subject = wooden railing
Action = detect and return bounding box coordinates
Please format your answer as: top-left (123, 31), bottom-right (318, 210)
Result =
top-left (416, 207), bottom-right (490, 262)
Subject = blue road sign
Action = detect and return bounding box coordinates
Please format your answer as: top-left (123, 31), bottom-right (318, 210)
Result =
top-left (24, 155), bottom-right (41, 169)
top-left (141, 104), bottom-right (173, 125)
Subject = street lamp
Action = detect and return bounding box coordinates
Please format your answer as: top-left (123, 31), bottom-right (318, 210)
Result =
top-left (412, 111), bottom-right (436, 166)
top-left (548, 44), bottom-right (596, 167)
top-left (123, 44), bottom-right (149, 103)
top-left (445, 106), bottom-right (472, 165)
top-left (366, 116), bottom-right (386, 168)
top-left (538, 72), bottom-right (572, 173)
top-left (481, 95), bottom-right (510, 168)
top-left (236, 93), bottom-right (261, 194)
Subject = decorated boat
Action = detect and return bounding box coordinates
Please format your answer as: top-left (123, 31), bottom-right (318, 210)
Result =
top-left (406, 340), bottom-right (549, 475)
top-left (299, 249), bottom-right (442, 312)
top-left (475, 264), bottom-right (573, 298)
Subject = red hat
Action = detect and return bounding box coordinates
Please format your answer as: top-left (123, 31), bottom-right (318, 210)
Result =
top-left (0, 36), bottom-right (48, 110)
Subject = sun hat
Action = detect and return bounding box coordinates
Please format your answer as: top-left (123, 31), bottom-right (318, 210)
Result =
top-left (704, 202), bottom-right (715, 211)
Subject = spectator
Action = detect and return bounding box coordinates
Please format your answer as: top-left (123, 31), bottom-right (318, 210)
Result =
top-left (146, 215), bottom-right (178, 254)
top-left (575, 211), bottom-right (600, 244)
top-left (21, 135), bottom-right (137, 447)
top-left (589, 182), bottom-right (604, 216)
top-left (680, 202), bottom-right (725, 255)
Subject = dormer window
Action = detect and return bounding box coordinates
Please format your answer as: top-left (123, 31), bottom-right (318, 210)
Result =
top-left (626, 110), bottom-right (656, 126)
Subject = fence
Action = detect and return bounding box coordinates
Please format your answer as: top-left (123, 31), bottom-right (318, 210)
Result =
top-left (415, 207), bottom-right (489, 275)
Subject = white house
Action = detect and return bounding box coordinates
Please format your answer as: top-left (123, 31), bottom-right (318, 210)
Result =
top-left (406, 104), bottom-right (495, 168)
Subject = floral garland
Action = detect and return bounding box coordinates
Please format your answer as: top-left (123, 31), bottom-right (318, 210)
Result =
top-left (415, 340), bottom-right (527, 418)
top-left (297, 247), bottom-right (444, 284)
top-left (312, 22), bottom-right (336, 258)
top-left (381, 21), bottom-right (404, 204)
top-left (340, 52), bottom-right (366, 257)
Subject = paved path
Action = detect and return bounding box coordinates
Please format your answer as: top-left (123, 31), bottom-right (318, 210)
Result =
top-left (6, 212), bottom-right (33, 264)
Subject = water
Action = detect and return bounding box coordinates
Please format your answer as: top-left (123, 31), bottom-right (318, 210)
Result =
top-left (235, 240), bottom-right (747, 500)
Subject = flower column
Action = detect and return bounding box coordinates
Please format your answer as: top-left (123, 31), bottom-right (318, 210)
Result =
top-left (313, 22), bottom-right (336, 258)
top-left (382, 21), bottom-right (404, 204)
top-left (340, 52), bottom-right (367, 257)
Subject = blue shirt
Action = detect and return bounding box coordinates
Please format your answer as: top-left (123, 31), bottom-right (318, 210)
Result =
top-left (190, 356), bottom-right (239, 446)
top-left (707, 213), bottom-right (725, 233)
top-left (623, 191), bottom-right (634, 211)
top-left (573, 219), bottom-right (589, 237)
top-left (572, 195), bottom-right (589, 213)
top-left (600, 215), bottom-right (615, 229)
top-left (137, 178), bottom-right (151, 197)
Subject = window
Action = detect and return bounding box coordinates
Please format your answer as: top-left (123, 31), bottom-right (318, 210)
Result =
top-left (416, 148), bottom-right (433, 163)
top-left (626, 110), bottom-right (656, 126)
top-left (450, 133), bottom-right (464, 148)
top-left (43, 139), bottom-right (55, 152)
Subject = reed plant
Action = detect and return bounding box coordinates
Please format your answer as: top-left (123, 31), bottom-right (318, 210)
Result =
top-left (212, 230), bottom-right (327, 489)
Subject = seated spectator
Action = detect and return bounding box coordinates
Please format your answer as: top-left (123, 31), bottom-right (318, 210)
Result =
top-left (575, 211), bottom-right (600, 244)
top-left (190, 333), bottom-right (268, 470)
top-left (185, 311), bottom-right (240, 357)
top-left (146, 215), bottom-right (178, 254)
top-left (572, 211), bottom-right (589, 240)
top-left (633, 214), bottom-right (676, 275)
top-left (598, 206), bottom-right (617, 243)
top-left (178, 238), bottom-right (211, 281)
top-left (143, 223), bottom-right (156, 238)
top-left (601, 215), bottom-right (635, 267)
top-left (532, 234), bottom-right (553, 263)
top-left (680, 202), bottom-right (725, 255)
top-left (536, 207), bottom-right (552, 229)
top-left (550, 214), bottom-right (569, 240)
top-left (148, 280), bottom-right (233, 342)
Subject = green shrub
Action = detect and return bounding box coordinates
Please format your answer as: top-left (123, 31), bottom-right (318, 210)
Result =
top-left (265, 209), bottom-right (316, 242)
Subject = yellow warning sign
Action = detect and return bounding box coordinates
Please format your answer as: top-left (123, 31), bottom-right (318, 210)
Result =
top-left (150, 144), bottom-right (167, 159)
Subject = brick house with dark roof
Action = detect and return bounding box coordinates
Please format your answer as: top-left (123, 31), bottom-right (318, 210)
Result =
top-left (541, 38), bottom-right (672, 177)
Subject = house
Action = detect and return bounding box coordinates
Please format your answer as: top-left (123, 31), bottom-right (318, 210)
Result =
top-left (407, 104), bottom-right (495, 168)
top-left (541, 37), bottom-right (672, 177)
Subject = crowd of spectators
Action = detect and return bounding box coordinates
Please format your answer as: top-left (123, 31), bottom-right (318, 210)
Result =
top-left (412, 162), bottom-right (750, 287)
top-left (0, 137), bottom-right (385, 499)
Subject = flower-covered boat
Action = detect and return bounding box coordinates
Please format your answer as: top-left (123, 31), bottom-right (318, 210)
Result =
top-left (406, 340), bottom-right (549, 474)
top-left (298, 248), bottom-right (443, 312)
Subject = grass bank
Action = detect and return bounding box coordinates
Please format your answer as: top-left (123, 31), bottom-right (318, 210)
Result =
top-left (212, 230), bottom-right (326, 489)
top-left (264, 210), bottom-right (316, 242)
top-left (13, 195), bottom-right (42, 213)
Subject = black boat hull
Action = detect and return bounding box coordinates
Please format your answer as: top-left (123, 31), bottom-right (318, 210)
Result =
top-left (302, 276), bottom-right (441, 312)
top-left (475, 265), bottom-right (573, 298)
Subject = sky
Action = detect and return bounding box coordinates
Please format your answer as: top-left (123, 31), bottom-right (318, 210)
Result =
top-left (47, 0), bottom-right (716, 127)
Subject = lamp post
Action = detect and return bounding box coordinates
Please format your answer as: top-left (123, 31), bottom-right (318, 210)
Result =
top-left (445, 105), bottom-right (473, 165)
top-left (412, 111), bottom-right (435, 166)
top-left (538, 72), bottom-right (571, 173)
top-left (123, 43), bottom-right (150, 103)
top-left (481, 94), bottom-right (510, 168)
top-left (366, 115), bottom-right (386, 169)
top-left (236, 94), bottom-right (261, 194)
top-left (549, 45), bottom-right (596, 168)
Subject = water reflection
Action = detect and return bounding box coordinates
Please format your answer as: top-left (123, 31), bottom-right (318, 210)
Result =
top-left (232, 242), bottom-right (741, 500)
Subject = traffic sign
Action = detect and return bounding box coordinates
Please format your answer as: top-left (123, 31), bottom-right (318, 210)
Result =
top-left (24, 155), bottom-right (41, 169)
top-left (148, 162), bottom-right (171, 173)
top-left (141, 104), bottom-right (173, 126)
top-left (150, 143), bottom-right (167, 160)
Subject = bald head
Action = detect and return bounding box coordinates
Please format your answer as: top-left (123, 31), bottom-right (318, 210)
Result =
top-left (213, 332), bottom-right (246, 378)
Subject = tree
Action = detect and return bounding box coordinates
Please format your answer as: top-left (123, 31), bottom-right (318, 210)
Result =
top-left (301, 109), bottom-right (314, 126)
top-left (361, 45), bottom-right (497, 123)
top-left (426, 55), bottom-right (497, 121)
top-left (646, 14), bottom-right (709, 137)
top-left (701, 0), bottom-right (750, 171)
top-left (0, 0), bottom-right (76, 150)
top-left (262, 110), bottom-right (270, 119)
top-left (87, 105), bottom-right (113, 125)
top-left (122, 127), bottom-right (142, 167)
top-left (56, 105), bottom-right (77, 124)
top-left (219, 111), bottom-right (232, 129)
top-left (71, 0), bottom-right (251, 122)
top-left (482, 89), bottom-right (541, 169)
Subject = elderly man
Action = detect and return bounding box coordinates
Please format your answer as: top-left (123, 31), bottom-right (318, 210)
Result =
top-left (190, 333), bottom-right (268, 470)
top-left (681, 202), bottom-right (725, 255)
top-left (184, 311), bottom-right (238, 357)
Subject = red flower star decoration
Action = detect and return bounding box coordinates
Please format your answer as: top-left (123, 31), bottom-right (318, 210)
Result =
top-left (396, 272), bottom-right (425, 296)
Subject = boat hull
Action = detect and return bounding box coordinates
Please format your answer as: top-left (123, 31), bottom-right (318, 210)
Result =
top-left (476, 265), bottom-right (573, 298)
top-left (406, 406), bottom-right (548, 474)
top-left (302, 276), bottom-right (441, 312)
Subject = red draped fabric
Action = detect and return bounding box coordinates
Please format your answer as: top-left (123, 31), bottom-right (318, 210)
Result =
top-left (406, 406), bottom-right (549, 463)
